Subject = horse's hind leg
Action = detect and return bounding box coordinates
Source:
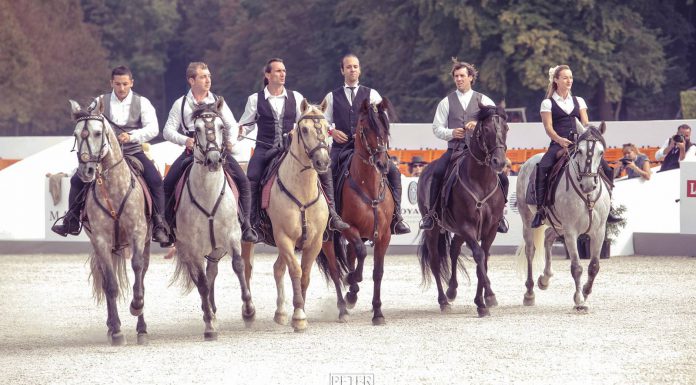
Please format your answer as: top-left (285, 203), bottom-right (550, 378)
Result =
top-left (321, 241), bottom-right (348, 322)
top-left (446, 235), bottom-right (465, 301)
top-left (231, 243), bottom-right (255, 325)
top-left (371, 237), bottom-right (389, 325)
top-left (272, 256), bottom-right (288, 326)
top-left (131, 241), bottom-right (150, 345)
top-left (425, 230), bottom-right (449, 312)
top-left (538, 228), bottom-right (556, 290)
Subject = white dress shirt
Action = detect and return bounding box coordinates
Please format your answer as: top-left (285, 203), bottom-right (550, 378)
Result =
top-left (540, 92), bottom-right (588, 114)
top-left (163, 90), bottom-right (237, 147)
top-left (432, 89), bottom-right (495, 141)
top-left (322, 84), bottom-right (382, 126)
top-left (91, 91), bottom-right (159, 144)
top-left (238, 87), bottom-right (305, 135)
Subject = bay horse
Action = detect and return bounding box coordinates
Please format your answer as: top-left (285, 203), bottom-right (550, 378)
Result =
top-left (242, 100), bottom-right (333, 332)
top-left (516, 121), bottom-right (611, 312)
top-left (69, 99), bottom-right (150, 345)
top-left (317, 98), bottom-right (396, 325)
top-left (170, 99), bottom-right (253, 340)
top-left (417, 103), bottom-right (509, 317)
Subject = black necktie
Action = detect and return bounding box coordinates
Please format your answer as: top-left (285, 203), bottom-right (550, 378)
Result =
top-left (347, 86), bottom-right (356, 105)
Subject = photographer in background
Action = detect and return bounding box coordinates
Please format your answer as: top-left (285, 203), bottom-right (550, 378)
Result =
top-left (615, 143), bottom-right (651, 180)
top-left (656, 124), bottom-right (695, 172)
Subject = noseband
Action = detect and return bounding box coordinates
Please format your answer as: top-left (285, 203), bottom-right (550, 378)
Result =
top-left (467, 114), bottom-right (506, 167)
top-left (74, 115), bottom-right (110, 165)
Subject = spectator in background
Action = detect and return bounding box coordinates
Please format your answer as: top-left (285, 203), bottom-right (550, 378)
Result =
top-left (615, 143), bottom-right (651, 180)
top-left (407, 155), bottom-right (428, 177)
top-left (502, 157), bottom-right (514, 176)
top-left (390, 155), bottom-right (400, 168)
top-left (656, 124), bottom-right (695, 172)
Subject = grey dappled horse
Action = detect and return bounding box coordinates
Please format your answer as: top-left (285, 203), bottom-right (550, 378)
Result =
top-left (170, 99), bottom-right (253, 340)
top-left (516, 121), bottom-right (611, 312)
top-left (69, 99), bottom-right (150, 346)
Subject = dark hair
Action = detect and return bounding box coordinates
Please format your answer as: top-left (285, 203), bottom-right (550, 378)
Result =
top-left (263, 58), bottom-right (284, 86)
top-left (450, 58), bottom-right (478, 85)
top-left (111, 65), bottom-right (132, 80)
top-left (340, 53), bottom-right (358, 69)
top-left (677, 124), bottom-right (692, 132)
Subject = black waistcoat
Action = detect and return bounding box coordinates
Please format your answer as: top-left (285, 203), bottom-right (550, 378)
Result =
top-left (256, 90), bottom-right (296, 149)
top-left (332, 85), bottom-right (371, 149)
top-left (550, 96), bottom-right (580, 140)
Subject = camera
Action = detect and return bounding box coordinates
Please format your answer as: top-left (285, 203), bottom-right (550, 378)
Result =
top-left (619, 157), bottom-right (631, 166)
top-left (673, 134), bottom-right (685, 143)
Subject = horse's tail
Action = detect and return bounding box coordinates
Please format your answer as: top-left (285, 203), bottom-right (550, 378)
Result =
top-left (514, 225), bottom-right (547, 280)
top-left (169, 253), bottom-right (197, 295)
top-left (417, 230), bottom-right (451, 287)
top-left (316, 234), bottom-right (349, 284)
top-left (88, 247), bottom-right (130, 304)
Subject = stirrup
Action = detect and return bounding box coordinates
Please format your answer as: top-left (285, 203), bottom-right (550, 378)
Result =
top-left (419, 212), bottom-right (436, 231)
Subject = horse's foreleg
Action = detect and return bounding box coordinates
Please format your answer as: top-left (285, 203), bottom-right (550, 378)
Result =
top-left (371, 237), bottom-right (388, 325)
top-left (466, 237), bottom-right (490, 317)
top-left (446, 235), bottom-right (465, 301)
top-left (343, 228), bottom-right (364, 309)
top-left (480, 231), bottom-right (497, 308)
top-left (130, 240), bottom-right (150, 345)
top-left (582, 235), bottom-right (603, 302)
top-left (279, 242), bottom-right (306, 332)
top-left (96, 248), bottom-right (124, 346)
top-left (564, 233), bottom-right (586, 312)
top-left (321, 241), bottom-right (348, 322)
top-left (538, 228), bottom-right (556, 290)
top-left (522, 225), bottom-right (537, 306)
top-left (205, 258), bottom-right (220, 315)
top-left (231, 244), bottom-right (255, 325)
top-left (242, 241), bottom-right (255, 291)
top-left (190, 261), bottom-right (216, 340)
top-left (272, 255), bottom-right (288, 326)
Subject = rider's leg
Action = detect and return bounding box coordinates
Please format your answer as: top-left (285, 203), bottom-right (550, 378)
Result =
top-left (531, 147), bottom-right (557, 228)
top-left (133, 151), bottom-right (170, 243)
top-left (497, 172), bottom-right (509, 233)
top-left (161, 150), bottom-right (193, 244)
top-left (318, 169), bottom-right (350, 231)
top-left (420, 149), bottom-right (452, 230)
top-left (223, 153), bottom-right (258, 243)
top-left (386, 162), bottom-right (410, 234)
top-left (246, 148), bottom-right (267, 233)
top-left (51, 173), bottom-right (86, 236)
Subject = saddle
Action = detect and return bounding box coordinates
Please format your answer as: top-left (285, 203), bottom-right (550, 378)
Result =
top-left (525, 153), bottom-right (569, 207)
top-left (333, 148), bottom-right (355, 216)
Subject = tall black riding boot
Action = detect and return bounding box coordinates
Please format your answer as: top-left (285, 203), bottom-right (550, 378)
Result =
top-left (497, 173), bottom-right (509, 233)
top-left (387, 165), bottom-right (410, 234)
top-left (51, 179), bottom-right (85, 237)
top-left (531, 165), bottom-right (548, 228)
top-left (248, 180), bottom-right (260, 229)
top-left (236, 177), bottom-right (258, 243)
top-left (318, 172), bottom-right (349, 231)
top-left (151, 213), bottom-right (171, 246)
top-left (420, 173), bottom-right (442, 230)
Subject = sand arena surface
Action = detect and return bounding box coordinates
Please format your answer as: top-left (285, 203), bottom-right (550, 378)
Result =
top-left (0, 252), bottom-right (694, 385)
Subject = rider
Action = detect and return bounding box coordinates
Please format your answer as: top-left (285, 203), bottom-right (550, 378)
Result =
top-left (162, 62), bottom-right (257, 244)
top-left (322, 53), bottom-right (410, 235)
top-left (420, 59), bottom-right (509, 232)
top-left (531, 64), bottom-right (620, 228)
top-left (51, 65), bottom-right (170, 244)
top-left (238, 58), bottom-right (349, 234)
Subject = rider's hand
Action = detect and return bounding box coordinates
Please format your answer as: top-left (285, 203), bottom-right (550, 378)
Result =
top-left (452, 127), bottom-right (466, 139)
top-left (556, 137), bottom-right (573, 148)
top-left (117, 133), bottom-right (131, 144)
top-left (185, 138), bottom-right (195, 150)
top-left (332, 129), bottom-right (349, 144)
top-left (464, 121), bottom-right (477, 131)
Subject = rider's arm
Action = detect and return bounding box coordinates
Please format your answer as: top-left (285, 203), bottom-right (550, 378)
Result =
top-left (163, 98), bottom-right (189, 146)
top-left (220, 100), bottom-right (238, 148)
top-left (323, 92), bottom-right (334, 127)
top-left (293, 91), bottom-right (305, 123)
top-left (540, 98), bottom-right (563, 143)
top-left (432, 97), bottom-right (454, 141)
top-left (238, 94), bottom-right (259, 135)
top-left (654, 138), bottom-right (671, 161)
top-left (129, 97), bottom-right (159, 144)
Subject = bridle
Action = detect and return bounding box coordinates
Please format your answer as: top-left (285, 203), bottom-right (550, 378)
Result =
top-left (191, 111), bottom-right (223, 165)
top-left (568, 132), bottom-right (604, 184)
top-left (356, 104), bottom-right (389, 172)
top-left (288, 113), bottom-right (329, 172)
top-left (74, 115), bottom-right (111, 165)
top-left (467, 113), bottom-right (507, 167)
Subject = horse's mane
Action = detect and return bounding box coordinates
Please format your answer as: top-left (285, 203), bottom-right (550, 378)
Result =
top-left (360, 99), bottom-right (392, 139)
top-left (577, 125), bottom-right (607, 149)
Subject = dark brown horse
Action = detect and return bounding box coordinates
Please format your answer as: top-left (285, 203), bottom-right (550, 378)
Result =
top-left (317, 98), bottom-right (395, 325)
top-left (417, 104), bottom-right (509, 317)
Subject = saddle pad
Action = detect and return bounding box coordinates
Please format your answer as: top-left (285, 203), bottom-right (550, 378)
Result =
top-left (261, 174), bottom-right (277, 210)
top-left (524, 157), bottom-right (569, 207)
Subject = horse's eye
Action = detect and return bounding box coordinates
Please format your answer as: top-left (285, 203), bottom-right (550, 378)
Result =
top-left (302, 126), bottom-right (308, 134)
top-left (94, 132), bottom-right (101, 137)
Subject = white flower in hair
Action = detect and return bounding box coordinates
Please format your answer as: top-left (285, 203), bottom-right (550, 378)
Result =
top-left (548, 66), bottom-right (559, 83)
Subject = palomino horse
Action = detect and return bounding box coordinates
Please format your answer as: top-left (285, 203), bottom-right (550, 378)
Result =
top-left (317, 98), bottom-right (396, 325)
top-left (516, 122), bottom-right (611, 312)
top-left (242, 100), bottom-right (332, 332)
top-left (170, 99), bottom-right (253, 340)
top-left (69, 99), bottom-right (150, 346)
top-left (417, 104), bottom-right (509, 317)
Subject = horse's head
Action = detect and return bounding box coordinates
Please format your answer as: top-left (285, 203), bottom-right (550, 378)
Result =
top-left (70, 99), bottom-right (115, 183)
top-left (356, 98), bottom-right (392, 175)
top-left (470, 103), bottom-right (508, 172)
top-left (571, 121), bottom-right (607, 193)
top-left (297, 99), bottom-right (331, 173)
top-left (191, 97), bottom-right (226, 172)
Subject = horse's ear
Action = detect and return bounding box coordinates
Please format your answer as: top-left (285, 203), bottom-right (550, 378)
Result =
top-left (575, 118), bottom-right (587, 135)
top-left (69, 100), bottom-right (82, 119)
top-left (598, 121), bottom-right (606, 135)
top-left (215, 96), bottom-right (225, 112)
top-left (319, 97), bottom-right (329, 113)
top-left (92, 96), bottom-right (105, 115)
top-left (300, 98), bottom-right (310, 113)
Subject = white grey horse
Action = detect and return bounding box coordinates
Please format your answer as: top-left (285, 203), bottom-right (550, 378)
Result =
top-left (516, 121), bottom-right (611, 311)
top-left (69, 99), bottom-right (150, 346)
top-left (170, 99), bottom-right (253, 340)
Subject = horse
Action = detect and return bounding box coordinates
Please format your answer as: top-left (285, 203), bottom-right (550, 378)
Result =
top-left (515, 121), bottom-right (611, 312)
top-left (69, 99), bottom-right (150, 346)
top-left (241, 99), bottom-right (333, 332)
top-left (417, 103), bottom-right (509, 317)
top-left (169, 98), bottom-right (253, 340)
top-left (316, 98), bottom-right (396, 325)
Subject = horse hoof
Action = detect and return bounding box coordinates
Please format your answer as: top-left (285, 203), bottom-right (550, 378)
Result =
top-left (440, 303), bottom-right (452, 313)
top-left (575, 305), bottom-right (588, 313)
top-left (109, 332), bottom-right (126, 346)
top-left (130, 302), bottom-right (144, 317)
top-left (204, 331), bottom-right (218, 341)
top-left (537, 276), bottom-right (549, 290)
top-left (485, 295), bottom-right (498, 308)
top-left (242, 304), bottom-right (256, 322)
top-left (523, 296), bottom-right (535, 306)
top-left (345, 292), bottom-right (358, 309)
top-left (137, 333), bottom-right (148, 345)
top-left (446, 287), bottom-right (457, 301)
top-left (274, 312), bottom-right (288, 325)
top-left (292, 319), bottom-right (307, 332)
top-left (477, 307), bottom-right (490, 318)
top-left (338, 313), bottom-right (349, 323)
top-left (372, 316), bottom-right (386, 326)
